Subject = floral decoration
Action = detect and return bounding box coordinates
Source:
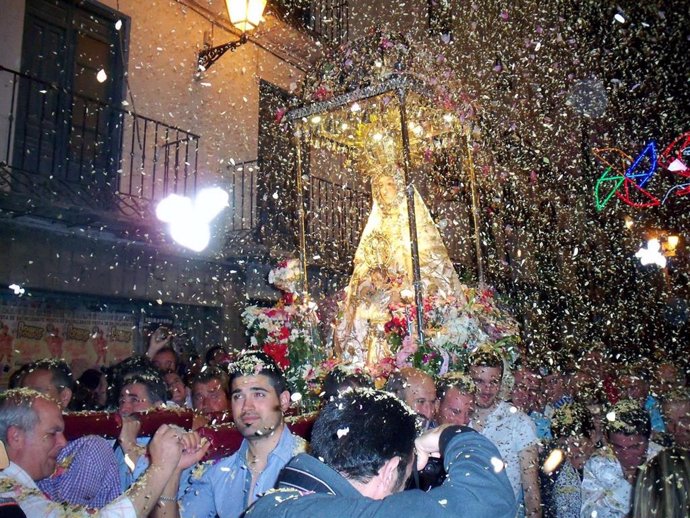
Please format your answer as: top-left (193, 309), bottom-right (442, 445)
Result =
top-left (267, 259), bottom-right (302, 295)
top-left (383, 286), bottom-right (520, 376)
top-left (242, 260), bottom-right (322, 400)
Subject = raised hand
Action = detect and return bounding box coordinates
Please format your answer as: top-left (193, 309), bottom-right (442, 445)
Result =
top-left (414, 424), bottom-right (449, 470)
top-left (147, 326), bottom-right (172, 358)
top-left (148, 424), bottom-right (184, 475)
top-left (118, 415), bottom-right (143, 456)
top-left (177, 431), bottom-right (210, 471)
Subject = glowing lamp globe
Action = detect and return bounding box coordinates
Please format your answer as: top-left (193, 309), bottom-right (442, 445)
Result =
top-left (227, 0), bottom-right (266, 32)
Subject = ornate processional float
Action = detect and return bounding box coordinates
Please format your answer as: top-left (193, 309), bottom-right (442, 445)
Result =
top-left (245, 30), bottom-right (519, 394)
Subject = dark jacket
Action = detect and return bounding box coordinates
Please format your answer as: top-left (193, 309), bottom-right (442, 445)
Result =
top-left (244, 426), bottom-right (516, 518)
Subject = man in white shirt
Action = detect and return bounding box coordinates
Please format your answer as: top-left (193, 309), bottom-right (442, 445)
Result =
top-left (469, 349), bottom-right (541, 518)
top-left (582, 399), bottom-right (663, 518)
top-left (0, 388), bottom-right (207, 518)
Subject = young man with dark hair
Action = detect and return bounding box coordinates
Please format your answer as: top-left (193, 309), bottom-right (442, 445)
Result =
top-left (244, 388), bottom-right (516, 517)
top-left (176, 351), bottom-right (307, 518)
top-left (582, 399), bottom-right (663, 517)
top-left (469, 348), bottom-right (541, 517)
top-left (662, 388), bottom-right (690, 448)
top-left (19, 359), bottom-right (121, 508)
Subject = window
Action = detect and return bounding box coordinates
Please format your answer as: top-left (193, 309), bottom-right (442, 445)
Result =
top-left (14, 0), bottom-right (128, 200)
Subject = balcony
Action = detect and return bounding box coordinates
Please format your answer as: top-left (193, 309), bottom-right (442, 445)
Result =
top-left (269, 0), bottom-right (349, 45)
top-left (0, 65), bottom-right (199, 234)
top-left (225, 157), bottom-right (370, 269)
top-left (0, 65), bottom-right (371, 269)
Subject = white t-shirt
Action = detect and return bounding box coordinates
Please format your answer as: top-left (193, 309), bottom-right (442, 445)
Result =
top-left (581, 442), bottom-right (663, 518)
top-left (470, 400), bottom-right (538, 497)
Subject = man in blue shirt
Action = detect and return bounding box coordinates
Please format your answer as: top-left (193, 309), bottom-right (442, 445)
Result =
top-left (244, 389), bottom-right (516, 518)
top-left (114, 370), bottom-right (168, 491)
top-left (177, 351), bottom-right (306, 518)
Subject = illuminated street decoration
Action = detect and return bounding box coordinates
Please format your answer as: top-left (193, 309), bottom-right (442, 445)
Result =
top-left (594, 166), bottom-right (625, 211)
top-left (593, 131), bottom-right (690, 210)
top-left (593, 147), bottom-right (659, 210)
top-left (659, 131), bottom-right (690, 201)
top-left (625, 141), bottom-right (657, 188)
top-left (156, 188), bottom-right (229, 252)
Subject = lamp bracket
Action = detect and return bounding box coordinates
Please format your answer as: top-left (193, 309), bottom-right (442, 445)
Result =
top-left (197, 33), bottom-right (248, 72)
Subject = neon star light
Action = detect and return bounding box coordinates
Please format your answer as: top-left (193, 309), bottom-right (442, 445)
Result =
top-left (593, 131), bottom-right (690, 211)
top-left (593, 147), bottom-right (659, 211)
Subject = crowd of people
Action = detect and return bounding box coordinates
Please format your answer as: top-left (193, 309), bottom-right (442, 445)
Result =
top-left (0, 331), bottom-right (689, 518)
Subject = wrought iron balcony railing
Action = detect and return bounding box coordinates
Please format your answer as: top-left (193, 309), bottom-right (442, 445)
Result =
top-left (0, 65), bottom-right (199, 225)
top-left (269, 0), bottom-right (349, 45)
top-left (224, 158), bottom-right (369, 266)
top-left (306, 175), bottom-right (370, 266)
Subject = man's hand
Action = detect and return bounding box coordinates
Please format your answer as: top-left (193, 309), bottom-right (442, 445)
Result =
top-left (177, 431), bottom-right (210, 471)
top-left (192, 413), bottom-right (209, 430)
top-left (414, 424), bottom-right (451, 470)
top-left (118, 415), bottom-right (142, 452)
top-left (148, 424), bottom-right (184, 475)
top-left (146, 326), bottom-right (171, 358)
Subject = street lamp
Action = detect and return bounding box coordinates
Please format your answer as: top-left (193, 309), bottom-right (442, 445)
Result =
top-left (197, 0), bottom-right (267, 72)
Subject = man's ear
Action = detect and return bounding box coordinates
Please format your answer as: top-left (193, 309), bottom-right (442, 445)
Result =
top-left (5, 425), bottom-right (25, 453)
top-left (380, 455), bottom-right (401, 490)
top-left (279, 391), bottom-right (291, 413)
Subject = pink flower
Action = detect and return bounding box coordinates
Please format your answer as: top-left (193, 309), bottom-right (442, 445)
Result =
top-left (395, 335), bottom-right (418, 368)
top-left (313, 86), bottom-right (331, 101)
top-left (274, 107), bottom-right (287, 124)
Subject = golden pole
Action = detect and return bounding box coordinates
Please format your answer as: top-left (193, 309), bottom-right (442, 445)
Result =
top-left (397, 88), bottom-right (425, 345)
top-left (465, 132), bottom-right (484, 284)
top-left (293, 124), bottom-right (309, 295)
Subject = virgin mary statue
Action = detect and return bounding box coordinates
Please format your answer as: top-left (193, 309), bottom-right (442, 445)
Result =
top-left (334, 128), bottom-right (466, 366)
